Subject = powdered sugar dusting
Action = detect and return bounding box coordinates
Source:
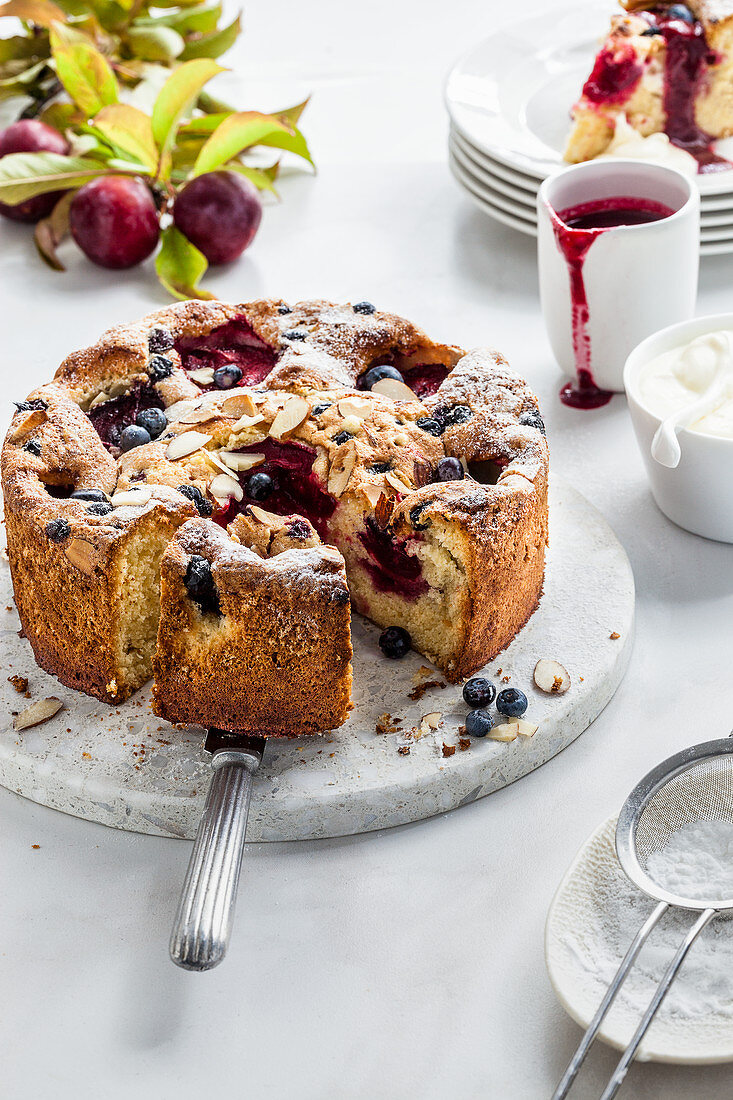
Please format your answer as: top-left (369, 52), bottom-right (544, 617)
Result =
top-left (646, 820), bottom-right (733, 902)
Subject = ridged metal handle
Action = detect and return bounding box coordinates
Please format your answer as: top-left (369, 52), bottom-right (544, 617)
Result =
top-left (170, 750), bottom-right (260, 971)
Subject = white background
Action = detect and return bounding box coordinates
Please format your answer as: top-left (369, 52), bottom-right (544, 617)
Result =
top-left (3, 1), bottom-right (733, 1097)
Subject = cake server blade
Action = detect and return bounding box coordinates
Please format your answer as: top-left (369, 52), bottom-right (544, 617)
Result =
top-left (169, 729), bottom-right (266, 971)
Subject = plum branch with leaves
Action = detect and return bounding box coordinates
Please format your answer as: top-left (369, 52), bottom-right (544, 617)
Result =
top-left (0, 12), bottom-right (313, 297)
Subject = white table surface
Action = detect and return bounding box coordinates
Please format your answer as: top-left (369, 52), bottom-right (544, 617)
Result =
top-left (2, 2), bottom-right (733, 1097)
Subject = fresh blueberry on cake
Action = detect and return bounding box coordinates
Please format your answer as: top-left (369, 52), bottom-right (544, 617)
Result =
top-left (565, 1), bottom-right (733, 170)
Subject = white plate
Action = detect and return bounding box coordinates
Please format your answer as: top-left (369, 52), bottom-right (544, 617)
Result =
top-left (450, 131), bottom-right (539, 208)
top-left (450, 125), bottom-right (541, 194)
top-left (699, 237), bottom-right (733, 255)
top-left (445, 2), bottom-right (733, 198)
top-left (546, 816), bottom-right (733, 1065)
top-left (449, 137), bottom-right (537, 218)
top-left (448, 152), bottom-right (537, 237)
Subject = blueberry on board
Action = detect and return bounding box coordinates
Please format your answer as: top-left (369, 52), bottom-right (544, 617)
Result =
top-left (362, 363), bottom-right (404, 390)
top-left (71, 489), bottom-right (108, 503)
top-left (435, 457), bottom-right (465, 482)
top-left (23, 439), bottom-right (41, 456)
top-left (119, 425), bottom-right (151, 452)
top-left (184, 555), bottom-right (220, 615)
top-left (442, 404), bottom-right (472, 427)
top-left (519, 408), bottom-right (546, 435)
top-left (45, 518), bottom-right (70, 542)
top-left (283, 330), bottom-right (307, 341)
top-left (462, 677), bottom-right (496, 709)
top-left (148, 327), bottom-right (174, 354)
top-left (353, 301), bottom-right (376, 314)
top-left (311, 403), bottom-right (332, 416)
top-left (416, 417), bottom-right (443, 436)
top-left (496, 688), bottom-right (528, 718)
top-left (148, 354), bottom-right (174, 381)
top-left (86, 501), bottom-right (114, 516)
top-left (177, 484), bottom-right (213, 517)
top-left (333, 431), bottom-right (353, 446)
top-left (246, 471), bottom-right (274, 501)
top-left (213, 364), bottom-right (243, 389)
top-left (378, 625), bottom-right (411, 659)
top-left (465, 708), bottom-right (494, 737)
top-left (135, 407), bottom-right (167, 439)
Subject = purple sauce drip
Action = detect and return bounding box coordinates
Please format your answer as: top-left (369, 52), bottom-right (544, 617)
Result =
top-left (87, 383), bottom-right (165, 450)
top-left (582, 43), bottom-right (643, 105)
top-left (402, 362), bottom-right (449, 398)
top-left (175, 317), bottom-right (277, 388)
top-left (358, 518), bottom-right (428, 600)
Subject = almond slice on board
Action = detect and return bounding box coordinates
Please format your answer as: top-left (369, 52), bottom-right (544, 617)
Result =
top-left (534, 659), bottom-right (571, 695)
top-left (166, 430), bottom-right (211, 461)
top-left (371, 377), bottom-right (419, 402)
top-left (269, 395), bottom-right (310, 440)
top-left (13, 697), bottom-right (64, 731)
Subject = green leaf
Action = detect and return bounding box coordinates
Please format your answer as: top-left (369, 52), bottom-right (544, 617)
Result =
top-left (0, 151), bottom-right (109, 203)
top-left (40, 100), bottom-right (83, 130)
top-left (179, 13), bottom-right (240, 60)
top-left (151, 58), bottom-right (223, 165)
top-left (227, 159), bottom-right (279, 194)
top-left (91, 103), bottom-right (158, 172)
top-left (0, 35), bottom-right (51, 63)
top-left (156, 224), bottom-right (213, 300)
top-left (126, 25), bottom-right (184, 62)
top-left (34, 189), bottom-right (73, 270)
top-left (192, 111), bottom-right (289, 176)
top-left (0, 0), bottom-right (67, 26)
top-left (135, 2), bottom-right (222, 35)
top-left (50, 22), bottom-right (118, 115)
top-left (276, 97), bottom-right (309, 129)
top-left (178, 111), bottom-right (229, 137)
top-left (258, 124), bottom-right (313, 166)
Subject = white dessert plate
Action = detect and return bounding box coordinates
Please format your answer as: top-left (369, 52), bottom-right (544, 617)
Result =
top-left (449, 138), bottom-right (537, 219)
top-left (445, 2), bottom-right (733, 198)
top-left (450, 134), bottom-right (537, 211)
top-left (448, 152), bottom-right (536, 237)
top-left (450, 124), bottom-right (541, 193)
top-left (546, 816), bottom-right (733, 1065)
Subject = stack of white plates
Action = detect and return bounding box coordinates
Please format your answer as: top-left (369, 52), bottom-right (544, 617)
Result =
top-left (445, 3), bottom-right (733, 256)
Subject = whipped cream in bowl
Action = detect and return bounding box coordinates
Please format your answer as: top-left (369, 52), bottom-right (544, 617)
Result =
top-left (624, 314), bottom-right (733, 543)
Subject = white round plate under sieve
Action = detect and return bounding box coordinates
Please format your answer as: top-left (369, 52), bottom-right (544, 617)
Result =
top-left (0, 478), bottom-right (634, 841)
top-left (546, 816), bottom-right (733, 1065)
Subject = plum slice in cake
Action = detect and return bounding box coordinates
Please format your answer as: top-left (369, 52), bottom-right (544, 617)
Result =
top-left (565, 2), bottom-right (733, 170)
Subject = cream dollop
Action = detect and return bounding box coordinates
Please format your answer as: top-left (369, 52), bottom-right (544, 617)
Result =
top-left (599, 115), bottom-right (698, 179)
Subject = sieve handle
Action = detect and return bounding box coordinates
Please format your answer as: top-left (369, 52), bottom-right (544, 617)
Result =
top-left (551, 901), bottom-right (668, 1100)
top-left (599, 906), bottom-right (718, 1100)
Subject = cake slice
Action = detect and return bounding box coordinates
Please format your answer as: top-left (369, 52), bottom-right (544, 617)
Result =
top-left (152, 519), bottom-right (353, 736)
top-left (565, 2), bottom-right (733, 168)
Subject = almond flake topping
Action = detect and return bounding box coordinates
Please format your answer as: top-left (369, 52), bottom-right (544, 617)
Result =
top-left (269, 395), bottom-right (310, 440)
top-left (64, 538), bottom-right (98, 574)
top-left (188, 367), bottom-right (216, 385)
top-left (385, 471), bottom-right (412, 495)
top-left (219, 451), bottom-right (265, 472)
top-left (166, 430), bottom-right (211, 461)
top-left (209, 473), bottom-right (243, 502)
top-left (249, 505), bottom-right (286, 526)
top-left (371, 377), bottom-right (419, 402)
top-left (221, 392), bottom-right (257, 418)
top-left (337, 396), bottom-right (372, 418)
top-left (327, 441), bottom-right (356, 497)
top-left (534, 659), bottom-right (571, 695)
top-left (340, 415), bottom-right (363, 435)
top-left (231, 412), bottom-right (265, 432)
top-left (363, 484), bottom-right (383, 508)
top-left (13, 697), bottom-right (64, 731)
top-left (111, 486), bottom-right (154, 507)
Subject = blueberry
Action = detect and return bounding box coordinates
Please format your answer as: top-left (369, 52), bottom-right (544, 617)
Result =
top-left (277, 304), bottom-right (292, 315)
top-left (287, 520), bottom-right (312, 539)
top-left (23, 439), bottom-right (41, 456)
top-left (416, 417), bottom-right (443, 436)
top-left (332, 587), bottom-right (350, 605)
top-left (333, 431), bottom-right (353, 446)
top-left (463, 676), bottom-right (496, 709)
top-left (136, 407), bottom-right (167, 439)
top-left (177, 484), bottom-right (213, 517)
top-left (119, 425), bottom-right (151, 452)
top-left (149, 354), bottom-right (174, 381)
top-left (370, 462), bottom-right (391, 473)
top-left (184, 554), bottom-right (220, 615)
top-left (148, 327), bottom-right (174, 354)
top-left (45, 518), bottom-right (70, 543)
top-left (435, 457), bottom-right (465, 482)
top-left (519, 408), bottom-right (546, 435)
top-left (465, 708), bottom-right (494, 737)
top-left (353, 301), bottom-right (375, 315)
top-left (667, 4), bottom-right (694, 22)
top-left (311, 403), bottom-right (331, 416)
top-left (361, 363), bottom-right (404, 390)
top-left (86, 501), bottom-right (114, 516)
top-left (213, 364), bottom-right (243, 389)
top-left (71, 489), bottom-right (108, 503)
top-left (378, 625), bottom-right (411, 659)
top-left (246, 471), bottom-right (274, 501)
top-left (409, 501), bottom-right (432, 530)
top-left (14, 398), bottom-right (47, 412)
top-left (442, 404), bottom-right (472, 427)
top-left (641, 25), bottom-right (663, 35)
top-left (496, 688), bottom-right (528, 718)
top-left (283, 330), bottom-right (306, 341)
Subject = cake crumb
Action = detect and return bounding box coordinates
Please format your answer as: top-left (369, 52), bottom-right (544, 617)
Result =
top-left (442, 743), bottom-right (456, 758)
top-left (376, 713), bottom-right (402, 735)
top-left (31, 844), bottom-right (40, 850)
top-left (609, 631), bottom-right (620, 640)
top-left (397, 744), bottom-right (410, 755)
top-left (8, 674), bottom-right (28, 693)
top-left (459, 737), bottom-right (471, 751)
top-left (82, 752), bottom-right (91, 759)
top-left (408, 679), bottom-right (447, 701)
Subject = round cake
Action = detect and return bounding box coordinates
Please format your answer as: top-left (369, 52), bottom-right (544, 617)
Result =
top-left (1, 298), bottom-right (549, 735)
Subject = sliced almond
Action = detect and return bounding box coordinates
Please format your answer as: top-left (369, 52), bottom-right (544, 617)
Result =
top-left (88, 391), bottom-right (110, 410)
top-left (363, 483), bottom-right (383, 508)
top-left (422, 711), bottom-right (442, 730)
top-left (209, 473), bottom-right (243, 502)
top-left (534, 659), bottom-right (571, 695)
top-left (512, 718), bottom-right (539, 738)
top-left (111, 486), bottom-right (153, 507)
top-left (488, 723), bottom-right (520, 743)
top-left (221, 391), bottom-right (257, 418)
top-left (188, 367), bottom-right (216, 385)
top-left (166, 430), bottom-right (211, 461)
top-left (219, 451), bottom-right (265, 473)
top-left (386, 471), bottom-right (412, 495)
top-left (374, 492), bottom-right (394, 529)
top-left (10, 408), bottom-right (46, 442)
top-left (231, 413), bottom-right (265, 432)
top-left (337, 396), bottom-right (372, 418)
top-left (202, 450), bottom-right (234, 476)
top-left (13, 697), bottom-right (63, 731)
top-left (340, 414), bottom-right (363, 435)
top-left (249, 505), bottom-right (286, 527)
top-left (269, 395), bottom-right (310, 440)
top-left (179, 404), bottom-right (222, 427)
top-left (393, 432), bottom-right (410, 447)
top-left (371, 377), bottom-right (419, 403)
top-left (64, 538), bottom-right (98, 574)
top-left (327, 442), bottom-right (356, 498)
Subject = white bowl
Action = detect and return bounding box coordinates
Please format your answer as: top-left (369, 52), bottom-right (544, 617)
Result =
top-left (624, 313), bottom-right (733, 543)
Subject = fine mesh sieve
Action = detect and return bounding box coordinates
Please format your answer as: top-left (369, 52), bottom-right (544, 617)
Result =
top-left (554, 737), bottom-right (733, 1100)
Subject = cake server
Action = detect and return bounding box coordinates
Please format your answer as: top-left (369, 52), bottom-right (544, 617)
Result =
top-left (169, 727), bottom-right (265, 971)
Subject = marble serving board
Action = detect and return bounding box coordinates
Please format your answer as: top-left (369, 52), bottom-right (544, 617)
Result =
top-left (0, 478), bottom-right (634, 841)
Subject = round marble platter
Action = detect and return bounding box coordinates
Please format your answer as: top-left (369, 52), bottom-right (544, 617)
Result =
top-left (0, 478), bottom-right (634, 842)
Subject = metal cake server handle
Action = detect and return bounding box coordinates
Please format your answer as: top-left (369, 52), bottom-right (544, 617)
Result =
top-left (170, 729), bottom-right (266, 971)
